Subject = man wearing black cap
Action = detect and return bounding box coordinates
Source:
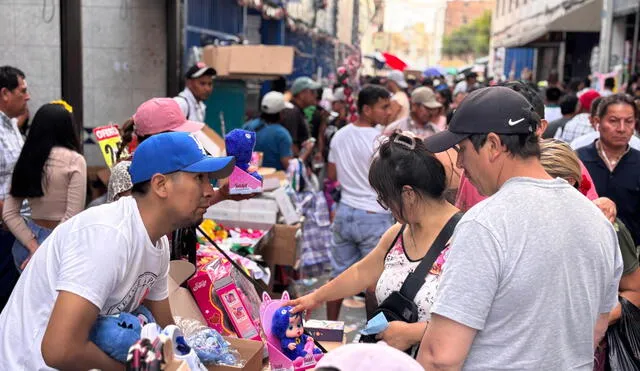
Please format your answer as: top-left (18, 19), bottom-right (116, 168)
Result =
top-left (416, 86), bottom-right (622, 370)
top-left (174, 62), bottom-right (217, 123)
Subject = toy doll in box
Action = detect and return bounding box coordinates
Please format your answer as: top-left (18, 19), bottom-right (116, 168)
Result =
top-left (225, 129), bottom-right (263, 194)
top-left (260, 292), bottom-right (323, 371)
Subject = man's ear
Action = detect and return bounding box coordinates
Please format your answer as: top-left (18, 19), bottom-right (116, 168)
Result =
top-left (592, 116), bottom-right (601, 130)
top-left (362, 104), bottom-right (371, 118)
top-left (486, 133), bottom-right (504, 162)
top-left (149, 174), bottom-right (170, 199)
top-left (536, 119), bottom-right (548, 136)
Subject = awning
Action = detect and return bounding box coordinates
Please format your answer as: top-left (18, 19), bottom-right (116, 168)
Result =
top-left (492, 0), bottom-right (602, 48)
top-left (494, 25), bottom-right (548, 49)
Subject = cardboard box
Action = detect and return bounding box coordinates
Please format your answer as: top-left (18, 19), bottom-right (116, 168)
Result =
top-left (206, 337), bottom-right (263, 371)
top-left (167, 261), bottom-right (264, 371)
top-left (304, 320), bottom-right (345, 342)
top-left (195, 128), bottom-right (225, 157)
top-left (269, 187), bottom-right (300, 225)
top-left (168, 260), bottom-right (207, 325)
top-left (202, 45), bottom-right (294, 78)
top-left (262, 223), bottom-right (302, 267)
top-left (260, 170), bottom-right (286, 192)
top-left (205, 199), bottom-right (278, 228)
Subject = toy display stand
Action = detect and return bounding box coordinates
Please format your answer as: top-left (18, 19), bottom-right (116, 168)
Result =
top-left (259, 292), bottom-right (323, 371)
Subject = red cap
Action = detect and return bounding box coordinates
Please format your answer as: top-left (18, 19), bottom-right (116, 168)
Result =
top-left (579, 90), bottom-right (600, 111)
top-left (133, 98), bottom-right (204, 136)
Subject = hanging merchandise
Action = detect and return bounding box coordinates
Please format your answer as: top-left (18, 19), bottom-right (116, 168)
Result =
top-left (336, 58), bottom-right (360, 123)
top-left (237, 0), bottom-right (287, 20)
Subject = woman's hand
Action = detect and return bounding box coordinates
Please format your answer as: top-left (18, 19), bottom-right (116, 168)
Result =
top-left (376, 321), bottom-right (417, 351)
top-left (287, 292), bottom-right (322, 315)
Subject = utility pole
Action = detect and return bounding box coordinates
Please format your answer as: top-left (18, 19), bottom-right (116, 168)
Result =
top-left (598, 0), bottom-right (613, 73)
top-left (632, 4), bottom-right (640, 75)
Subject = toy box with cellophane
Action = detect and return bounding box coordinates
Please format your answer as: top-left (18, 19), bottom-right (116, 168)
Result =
top-left (188, 249), bottom-right (264, 342)
top-left (259, 291), bottom-right (323, 371)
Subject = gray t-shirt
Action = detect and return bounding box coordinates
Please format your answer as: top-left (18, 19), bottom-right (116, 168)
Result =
top-left (431, 177), bottom-right (623, 370)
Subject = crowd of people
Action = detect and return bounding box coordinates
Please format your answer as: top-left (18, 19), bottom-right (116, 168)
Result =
top-left (0, 58), bottom-right (639, 370)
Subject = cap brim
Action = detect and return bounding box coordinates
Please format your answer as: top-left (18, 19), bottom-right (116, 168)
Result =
top-left (424, 101), bottom-right (443, 109)
top-left (182, 156), bottom-right (236, 179)
top-left (191, 67), bottom-right (216, 79)
top-left (423, 130), bottom-right (470, 153)
top-left (171, 120), bottom-right (205, 133)
top-left (398, 81), bottom-right (408, 89)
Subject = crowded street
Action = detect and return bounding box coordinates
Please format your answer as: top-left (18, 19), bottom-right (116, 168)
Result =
top-left (0, 0), bottom-right (639, 370)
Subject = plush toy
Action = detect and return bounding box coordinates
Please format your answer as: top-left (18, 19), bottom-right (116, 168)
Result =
top-left (225, 129), bottom-right (262, 181)
top-left (271, 306), bottom-right (322, 361)
top-left (89, 305), bottom-right (155, 363)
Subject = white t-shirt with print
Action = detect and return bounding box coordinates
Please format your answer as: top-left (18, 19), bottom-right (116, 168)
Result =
top-left (328, 124), bottom-right (388, 214)
top-left (0, 196), bottom-right (170, 370)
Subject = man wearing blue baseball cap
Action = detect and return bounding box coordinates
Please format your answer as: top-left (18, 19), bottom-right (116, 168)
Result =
top-left (0, 132), bottom-right (234, 370)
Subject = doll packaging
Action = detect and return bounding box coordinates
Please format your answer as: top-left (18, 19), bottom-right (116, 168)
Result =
top-left (259, 292), bottom-right (323, 371)
top-left (225, 129), bottom-right (263, 195)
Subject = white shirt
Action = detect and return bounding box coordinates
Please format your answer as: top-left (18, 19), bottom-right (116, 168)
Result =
top-left (453, 80), bottom-right (468, 95)
top-left (544, 105), bottom-right (562, 122)
top-left (560, 113), bottom-right (594, 143)
top-left (391, 91), bottom-right (410, 121)
top-left (570, 131), bottom-right (640, 151)
top-left (0, 196), bottom-right (170, 370)
top-left (328, 124), bottom-right (388, 214)
top-left (174, 88), bottom-right (207, 123)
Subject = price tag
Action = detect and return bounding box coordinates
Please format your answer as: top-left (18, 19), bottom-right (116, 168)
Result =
top-left (93, 125), bottom-right (122, 168)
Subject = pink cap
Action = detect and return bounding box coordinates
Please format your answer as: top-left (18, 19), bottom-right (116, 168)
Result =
top-left (133, 98), bottom-right (204, 136)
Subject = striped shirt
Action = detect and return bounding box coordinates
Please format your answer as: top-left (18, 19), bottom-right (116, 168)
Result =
top-left (0, 111), bottom-right (24, 200)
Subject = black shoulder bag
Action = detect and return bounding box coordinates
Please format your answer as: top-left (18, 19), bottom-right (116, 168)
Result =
top-left (361, 212), bottom-right (463, 342)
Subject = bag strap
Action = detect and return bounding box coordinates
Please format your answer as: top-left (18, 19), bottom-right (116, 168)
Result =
top-left (399, 212), bottom-right (463, 300)
top-left (384, 224), bottom-right (406, 258)
top-left (253, 119), bottom-right (267, 132)
top-left (175, 95), bottom-right (191, 118)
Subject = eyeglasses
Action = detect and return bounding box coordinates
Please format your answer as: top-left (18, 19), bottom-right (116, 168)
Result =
top-left (376, 188), bottom-right (413, 211)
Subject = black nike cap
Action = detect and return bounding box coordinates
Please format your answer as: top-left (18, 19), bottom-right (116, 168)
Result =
top-left (424, 86), bottom-right (539, 153)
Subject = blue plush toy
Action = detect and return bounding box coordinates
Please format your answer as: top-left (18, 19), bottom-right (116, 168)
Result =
top-left (89, 305), bottom-right (155, 363)
top-left (272, 306), bottom-right (322, 361)
top-left (225, 129), bottom-right (262, 181)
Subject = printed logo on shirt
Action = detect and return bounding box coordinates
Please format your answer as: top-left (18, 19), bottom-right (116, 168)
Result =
top-left (189, 133), bottom-right (207, 155)
top-left (105, 272), bottom-right (158, 315)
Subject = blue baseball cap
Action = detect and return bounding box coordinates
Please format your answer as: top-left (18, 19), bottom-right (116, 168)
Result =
top-left (129, 132), bottom-right (235, 184)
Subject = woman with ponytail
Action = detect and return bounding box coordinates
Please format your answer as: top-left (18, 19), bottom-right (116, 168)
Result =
top-left (288, 131), bottom-right (461, 356)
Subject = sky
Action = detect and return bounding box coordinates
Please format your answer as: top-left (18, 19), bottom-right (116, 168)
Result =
top-left (383, 0), bottom-right (447, 33)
